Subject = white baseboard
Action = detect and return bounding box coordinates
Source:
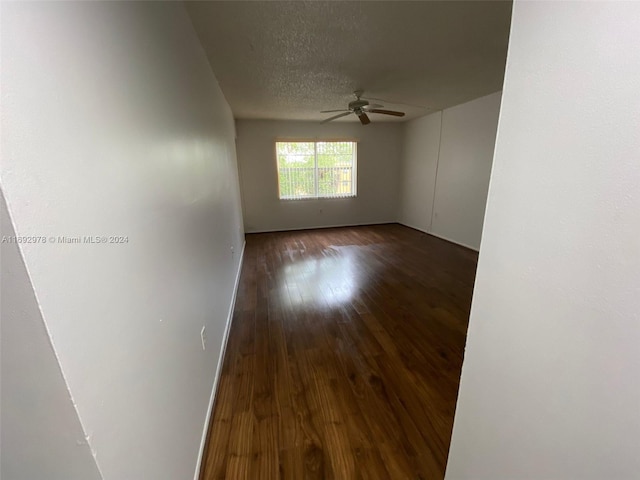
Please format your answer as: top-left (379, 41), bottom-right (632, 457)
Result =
top-left (397, 220), bottom-right (431, 236)
top-left (193, 240), bottom-right (246, 480)
top-left (245, 220), bottom-right (395, 234)
top-left (398, 222), bottom-right (479, 252)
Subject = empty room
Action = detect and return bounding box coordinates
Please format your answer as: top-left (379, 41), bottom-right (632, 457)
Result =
top-left (2, 2), bottom-right (639, 480)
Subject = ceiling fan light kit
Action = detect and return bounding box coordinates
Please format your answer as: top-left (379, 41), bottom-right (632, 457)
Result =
top-left (320, 90), bottom-right (406, 125)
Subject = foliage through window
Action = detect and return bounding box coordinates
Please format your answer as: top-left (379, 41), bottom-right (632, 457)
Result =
top-left (276, 141), bottom-right (357, 199)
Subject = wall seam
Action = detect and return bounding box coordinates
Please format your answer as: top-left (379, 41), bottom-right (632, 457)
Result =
top-left (428, 110), bottom-right (444, 232)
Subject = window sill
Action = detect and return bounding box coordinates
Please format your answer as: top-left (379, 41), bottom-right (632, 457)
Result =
top-left (279, 195), bottom-right (357, 201)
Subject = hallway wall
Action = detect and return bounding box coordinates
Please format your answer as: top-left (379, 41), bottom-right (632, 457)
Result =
top-left (446, 1), bottom-right (640, 478)
top-left (1, 3), bottom-right (244, 479)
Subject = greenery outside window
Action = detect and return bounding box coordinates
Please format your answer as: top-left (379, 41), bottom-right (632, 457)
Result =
top-left (276, 141), bottom-right (357, 200)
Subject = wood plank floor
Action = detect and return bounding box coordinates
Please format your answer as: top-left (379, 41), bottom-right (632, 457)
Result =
top-left (201, 224), bottom-right (478, 480)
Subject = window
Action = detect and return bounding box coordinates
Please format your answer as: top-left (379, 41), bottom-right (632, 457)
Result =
top-left (276, 141), bottom-right (357, 200)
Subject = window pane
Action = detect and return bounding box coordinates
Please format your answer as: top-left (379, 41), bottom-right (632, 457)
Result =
top-left (317, 141), bottom-right (353, 156)
top-left (278, 168), bottom-right (315, 198)
top-left (318, 167), bottom-right (352, 197)
top-left (276, 142), bottom-right (315, 198)
top-left (276, 141), bottom-right (356, 199)
top-left (277, 142), bottom-right (315, 156)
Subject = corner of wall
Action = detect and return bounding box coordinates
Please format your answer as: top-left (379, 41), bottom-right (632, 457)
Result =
top-left (1, 190), bottom-right (103, 480)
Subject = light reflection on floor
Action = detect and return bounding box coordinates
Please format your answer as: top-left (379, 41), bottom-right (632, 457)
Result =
top-left (278, 245), bottom-right (359, 309)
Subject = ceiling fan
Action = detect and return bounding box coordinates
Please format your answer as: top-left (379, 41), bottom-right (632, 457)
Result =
top-left (320, 90), bottom-right (406, 125)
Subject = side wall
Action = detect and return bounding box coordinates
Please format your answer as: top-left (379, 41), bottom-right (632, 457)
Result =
top-left (446, 2), bottom-right (640, 479)
top-left (399, 92), bottom-right (502, 250)
top-left (236, 120), bottom-right (403, 233)
top-left (1, 3), bottom-right (244, 479)
top-left (398, 112), bottom-right (442, 233)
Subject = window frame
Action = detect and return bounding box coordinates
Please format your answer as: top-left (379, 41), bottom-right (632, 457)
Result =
top-left (275, 139), bottom-right (358, 201)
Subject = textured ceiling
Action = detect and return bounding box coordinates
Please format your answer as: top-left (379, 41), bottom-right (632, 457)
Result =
top-left (185, 1), bottom-right (512, 122)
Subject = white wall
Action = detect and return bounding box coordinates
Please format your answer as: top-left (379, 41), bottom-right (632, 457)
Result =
top-left (446, 2), bottom-right (640, 479)
top-left (1, 3), bottom-right (244, 480)
top-left (236, 120), bottom-right (403, 232)
top-left (399, 92), bottom-right (502, 250)
top-left (432, 92), bottom-right (502, 249)
top-left (399, 112), bottom-right (442, 233)
top-left (1, 195), bottom-right (102, 480)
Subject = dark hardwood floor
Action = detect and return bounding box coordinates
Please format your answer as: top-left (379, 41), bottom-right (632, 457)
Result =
top-left (201, 224), bottom-right (478, 480)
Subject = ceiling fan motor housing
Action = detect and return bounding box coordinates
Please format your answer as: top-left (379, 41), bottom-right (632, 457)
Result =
top-left (349, 99), bottom-right (369, 110)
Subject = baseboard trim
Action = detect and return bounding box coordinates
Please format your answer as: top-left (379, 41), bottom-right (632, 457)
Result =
top-left (245, 220), bottom-right (396, 234)
top-left (397, 220), bottom-right (431, 237)
top-left (398, 222), bottom-right (479, 252)
top-left (193, 240), bottom-right (246, 480)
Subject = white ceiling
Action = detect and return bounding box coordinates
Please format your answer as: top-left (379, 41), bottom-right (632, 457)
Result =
top-left (186, 1), bottom-right (512, 122)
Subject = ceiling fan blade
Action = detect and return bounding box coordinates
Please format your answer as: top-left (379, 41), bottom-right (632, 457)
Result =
top-left (362, 96), bottom-right (429, 109)
top-left (321, 111), bottom-right (352, 123)
top-left (363, 103), bottom-right (383, 110)
top-left (358, 112), bottom-right (370, 125)
top-left (367, 109), bottom-right (405, 117)
top-left (320, 109), bottom-right (350, 113)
